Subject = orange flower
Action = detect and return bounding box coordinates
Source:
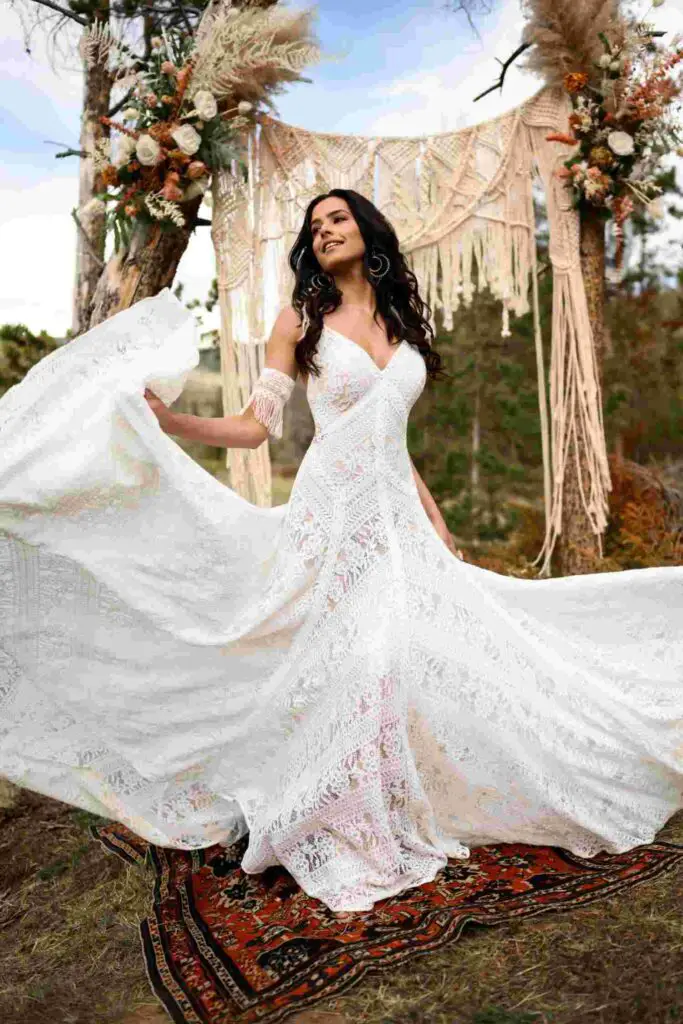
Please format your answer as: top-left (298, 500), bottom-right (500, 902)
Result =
top-left (545, 132), bottom-right (579, 145)
top-left (101, 165), bottom-right (120, 187)
top-left (186, 160), bottom-right (208, 180)
top-left (161, 170), bottom-right (183, 202)
top-left (564, 72), bottom-right (588, 94)
top-left (124, 204), bottom-right (138, 217)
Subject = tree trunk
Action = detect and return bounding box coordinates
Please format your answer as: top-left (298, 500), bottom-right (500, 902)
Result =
top-left (555, 206), bottom-right (607, 576)
top-left (72, 3), bottom-right (113, 337)
top-left (88, 197), bottom-right (202, 328)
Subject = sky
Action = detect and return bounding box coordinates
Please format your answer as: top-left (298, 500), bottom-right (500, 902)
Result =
top-left (1, 0), bottom-right (682, 335)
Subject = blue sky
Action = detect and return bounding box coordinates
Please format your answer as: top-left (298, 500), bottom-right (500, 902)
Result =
top-left (1, 0), bottom-right (681, 332)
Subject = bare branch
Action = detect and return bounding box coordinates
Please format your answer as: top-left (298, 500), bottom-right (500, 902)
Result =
top-left (108, 87), bottom-right (134, 118)
top-left (71, 209), bottom-right (106, 268)
top-left (27, 0), bottom-right (87, 26)
top-left (473, 41), bottom-right (531, 102)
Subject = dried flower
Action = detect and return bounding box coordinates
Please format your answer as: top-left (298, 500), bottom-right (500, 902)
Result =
top-left (193, 90), bottom-right (218, 121)
top-left (607, 130), bottom-right (635, 156)
top-left (588, 145), bottom-right (616, 168)
top-left (170, 123), bottom-right (201, 156)
top-left (151, 36), bottom-right (164, 51)
top-left (124, 203), bottom-right (138, 217)
top-left (161, 61), bottom-right (177, 76)
top-left (545, 132), bottom-right (579, 146)
top-left (161, 172), bottom-right (183, 203)
top-left (647, 198), bottom-right (665, 218)
top-left (564, 72), bottom-right (588, 93)
top-left (238, 101), bottom-right (254, 115)
top-left (135, 133), bottom-right (162, 166)
top-left (113, 135), bottom-right (137, 168)
top-left (145, 93), bottom-right (159, 109)
top-left (186, 159), bottom-right (208, 179)
top-left (121, 107), bottom-right (139, 121)
top-left (145, 191), bottom-right (185, 227)
top-left (598, 54), bottom-right (613, 69)
top-left (101, 165), bottom-right (120, 187)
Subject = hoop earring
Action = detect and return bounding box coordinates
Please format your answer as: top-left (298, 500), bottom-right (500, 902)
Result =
top-left (305, 272), bottom-right (333, 296)
top-left (367, 248), bottom-right (390, 282)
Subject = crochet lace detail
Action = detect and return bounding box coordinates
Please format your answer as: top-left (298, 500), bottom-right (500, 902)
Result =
top-left (239, 366), bottom-right (296, 441)
top-left (1, 293), bottom-right (682, 914)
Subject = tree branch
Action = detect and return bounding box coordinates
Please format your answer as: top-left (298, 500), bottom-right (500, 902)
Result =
top-left (473, 41), bottom-right (531, 102)
top-left (55, 147), bottom-right (87, 158)
top-left (108, 88), bottom-right (134, 118)
top-left (28, 0), bottom-right (87, 26)
top-left (70, 209), bottom-right (105, 269)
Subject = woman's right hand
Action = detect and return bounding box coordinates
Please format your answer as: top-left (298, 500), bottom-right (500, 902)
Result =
top-left (144, 388), bottom-right (173, 430)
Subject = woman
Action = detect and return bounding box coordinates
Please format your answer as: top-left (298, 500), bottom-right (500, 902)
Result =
top-left (0, 188), bottom-right (681, 914)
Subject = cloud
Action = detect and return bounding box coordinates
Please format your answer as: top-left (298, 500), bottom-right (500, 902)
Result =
top-left (0, 176), bottom-right (79, 333)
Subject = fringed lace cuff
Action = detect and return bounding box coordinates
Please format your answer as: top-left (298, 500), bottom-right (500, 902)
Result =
top-left (239, 367), bottom-right (296, 441)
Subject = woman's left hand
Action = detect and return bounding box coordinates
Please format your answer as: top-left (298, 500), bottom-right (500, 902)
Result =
top-left (431, 513), bottom-right (464, 560)
top-left (144, 388), bottom-right (172, 428)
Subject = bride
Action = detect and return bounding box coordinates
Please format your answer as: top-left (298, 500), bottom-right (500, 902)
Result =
top-left (0, 188), bottom-right (681, 913)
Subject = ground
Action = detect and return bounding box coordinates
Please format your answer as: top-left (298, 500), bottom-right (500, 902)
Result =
top-left (1, 777), bottom-right (681, 1024)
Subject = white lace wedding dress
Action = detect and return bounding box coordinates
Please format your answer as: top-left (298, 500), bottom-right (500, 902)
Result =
top-left (1, 290), bottom-right (682, 912)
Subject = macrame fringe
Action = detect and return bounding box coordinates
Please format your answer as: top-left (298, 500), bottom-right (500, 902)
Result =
top-left (211, 85), bottom-right (613, 573)
top-left (532, 269), bottom-right (612, 576)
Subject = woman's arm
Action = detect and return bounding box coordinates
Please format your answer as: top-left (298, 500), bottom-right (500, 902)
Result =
top-left (145, 306), bottom-right (302, 449)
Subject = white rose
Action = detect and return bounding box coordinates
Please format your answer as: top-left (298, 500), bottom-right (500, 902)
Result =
top-left (598, 54), bottom-right (612, 68)
top-left (237, 101), bottom-right (254, 115)
top-left (170, 124), bottom-right (202, 156)
top-left (114, 134), bottom-right (137, 167)
top-left (121, 107), bottom-right (139, 121)
top-left (607, 130), bottom-right (635, 156)
top-left (193, 90), bottom-right (218, 121)
top-left (135, 133), bottom-right (162, 166)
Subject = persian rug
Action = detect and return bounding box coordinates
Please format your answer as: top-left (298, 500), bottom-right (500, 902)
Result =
top-left (91, 823), bottom-right (683, 1024)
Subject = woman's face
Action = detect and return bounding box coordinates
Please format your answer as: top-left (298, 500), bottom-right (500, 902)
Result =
top-left (310, 196), bottom-right (366, 273)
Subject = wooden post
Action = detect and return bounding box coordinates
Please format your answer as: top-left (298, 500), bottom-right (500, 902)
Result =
top-left (555, 205), bottom-right (607, 575)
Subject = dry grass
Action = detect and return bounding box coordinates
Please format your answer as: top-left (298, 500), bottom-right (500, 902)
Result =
top-left (0, 785), bottom-right (157, 1024)
top-left (1, 780), bottom-right (681, 1024)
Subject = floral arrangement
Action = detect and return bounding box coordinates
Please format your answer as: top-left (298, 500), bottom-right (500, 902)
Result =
top-left (546, 8), bottom-right (683, 267)
top-left (93, 32), bottom-right (253, 246)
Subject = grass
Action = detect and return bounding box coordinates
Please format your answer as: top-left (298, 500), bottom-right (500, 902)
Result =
top-left (1, 779), bottom-right (681, 1024)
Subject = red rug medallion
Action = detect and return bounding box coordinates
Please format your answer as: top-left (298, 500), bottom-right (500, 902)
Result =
top-left (91, 824), bottom-right (683, 1024)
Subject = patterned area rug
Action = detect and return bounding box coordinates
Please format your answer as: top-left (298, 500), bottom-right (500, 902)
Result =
top-left (91, 823), bottom-right (683, 1024)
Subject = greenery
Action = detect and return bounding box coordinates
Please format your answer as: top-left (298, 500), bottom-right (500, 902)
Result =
top-left (0, 323), bottom-right (59, 398)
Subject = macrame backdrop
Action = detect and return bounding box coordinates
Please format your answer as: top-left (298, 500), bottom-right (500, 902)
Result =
top-left (210, 84), bottom-right (612, 577)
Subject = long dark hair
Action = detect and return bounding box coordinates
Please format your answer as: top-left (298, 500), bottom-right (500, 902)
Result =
top-left (288, 188), bottom-right (450, 382)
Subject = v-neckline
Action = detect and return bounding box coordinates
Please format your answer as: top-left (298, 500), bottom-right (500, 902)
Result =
top-left (323, 324), bottom-right (405, 374)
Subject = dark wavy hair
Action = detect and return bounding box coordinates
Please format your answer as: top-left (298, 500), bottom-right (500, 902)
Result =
top-left (288, 188), bottom-right (450, 383)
